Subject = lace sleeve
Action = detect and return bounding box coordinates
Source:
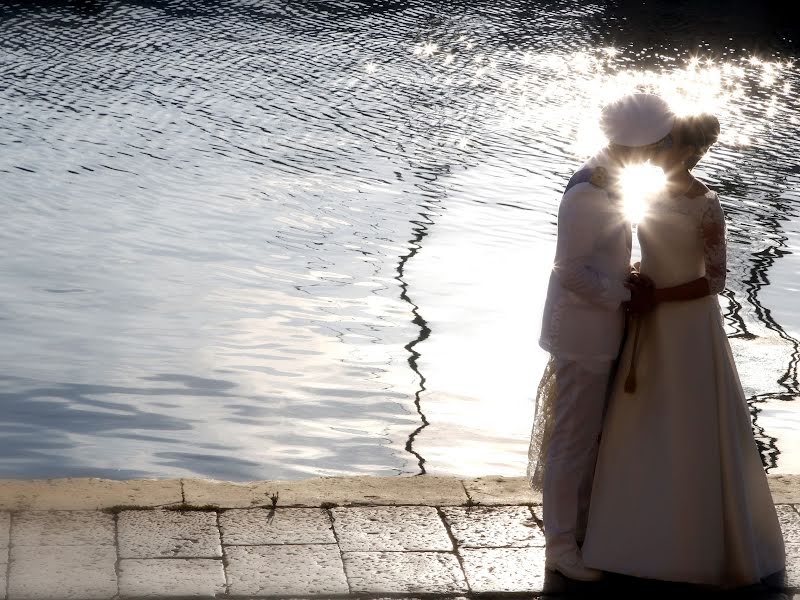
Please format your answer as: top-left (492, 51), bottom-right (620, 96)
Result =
top-left (701, 193), bottom-right (727, 294)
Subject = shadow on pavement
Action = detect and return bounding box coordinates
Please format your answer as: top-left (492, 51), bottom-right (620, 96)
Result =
top-left (538, 568), bottom-right (791, 599)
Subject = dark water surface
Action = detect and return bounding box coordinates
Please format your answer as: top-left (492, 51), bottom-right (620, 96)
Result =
top-left (1, 0), bottom-right (798, 479)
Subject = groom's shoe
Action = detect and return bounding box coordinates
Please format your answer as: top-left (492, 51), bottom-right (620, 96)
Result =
top-left (545, 551), bottom-right (603, 582)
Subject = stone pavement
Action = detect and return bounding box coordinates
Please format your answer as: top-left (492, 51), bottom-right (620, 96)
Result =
top-left (1, 474), bottom-right (799, 599)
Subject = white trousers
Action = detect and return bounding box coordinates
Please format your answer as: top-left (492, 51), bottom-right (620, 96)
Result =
top-left (543, 357), bottom-right (612, 558)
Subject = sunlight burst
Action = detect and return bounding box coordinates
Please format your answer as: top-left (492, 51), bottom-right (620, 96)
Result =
top-left (619, 162), bottom-right (667, 223)
top-left (422, 42), bottom-right (438, 57)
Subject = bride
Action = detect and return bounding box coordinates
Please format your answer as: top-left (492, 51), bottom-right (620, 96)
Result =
top-left (580, 113), bottom-right (785, 586)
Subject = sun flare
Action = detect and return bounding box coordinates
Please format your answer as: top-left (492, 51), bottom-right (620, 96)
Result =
top-left (619, 162), bottom-right (667, 223)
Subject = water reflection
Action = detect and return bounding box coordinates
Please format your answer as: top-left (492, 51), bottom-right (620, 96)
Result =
top-left (404, 163), bottom-right (553, 475)
top-left (395, 195), bottom-right (436, 475)
top-left (0, 0), bottom-right (798, 479)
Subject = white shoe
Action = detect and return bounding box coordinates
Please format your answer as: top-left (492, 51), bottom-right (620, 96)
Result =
top-left (545, 551), bottom-right (603, 582)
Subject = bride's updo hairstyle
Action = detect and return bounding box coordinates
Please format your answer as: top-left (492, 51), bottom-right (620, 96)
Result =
top-left (677, 113), bottom-right (720, 170)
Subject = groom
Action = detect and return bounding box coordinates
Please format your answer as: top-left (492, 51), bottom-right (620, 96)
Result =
top-left (538, 93), bottom-right (674, 581)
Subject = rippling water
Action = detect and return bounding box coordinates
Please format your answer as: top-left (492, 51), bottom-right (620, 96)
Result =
top-left (1, 0), bottom-right (798, 480)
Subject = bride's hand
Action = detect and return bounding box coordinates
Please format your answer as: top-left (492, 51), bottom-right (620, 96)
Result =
top-left (627, 271), bottom-right (655, 290)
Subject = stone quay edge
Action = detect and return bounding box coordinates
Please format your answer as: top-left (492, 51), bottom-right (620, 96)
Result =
top-left (0, 474), bottom-right (798, 511)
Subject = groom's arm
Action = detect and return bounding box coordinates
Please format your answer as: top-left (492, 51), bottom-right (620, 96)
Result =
top-left (554, 183), bottom-right (631, 311)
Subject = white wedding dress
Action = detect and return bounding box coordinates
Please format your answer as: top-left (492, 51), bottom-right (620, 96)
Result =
top-left (580, 190), bottom-right (785, 586)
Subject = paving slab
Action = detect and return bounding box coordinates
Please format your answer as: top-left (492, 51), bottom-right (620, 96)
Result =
top-left (119, 558), bottom-right (226, 598)
top-left (12, 510), bottom-right (114, 547)
top-left (769, 476), bottom-right (800, 504)
top-left (225, 544), bottom-right (349, 596)
top-left (778, 505), bottom-right (800, 544)
top-left (532, 504), bottom-right (543, 523)
top-left (343, 551), bottom-right (468, 594)
top-left (0, 520), bottom-right (6, 600)
top-left (8, 544), bottom-right (117, 599)
top-left (0, 478), bottom-right (182, 510)
top-left (118, 510), bottom-right (221, 558)
top-left (463, 476), bottom-right (541, 506)
top-left (1, 549), bottom-right (6, 600)
top-left (220, 507), bottom-right (335, 545)
top-left (183, 475), bottom-right (468, 508)
top-left (460, 546), bottom-right (547, 593)
top-left (441, 505), bottom-right (545, 548)
top-left (0, 512), bottom-right (8, 549)
top-left (331, 506), bottom-right (452, 552)
top-left (786, 543), bottom-right (800, 590)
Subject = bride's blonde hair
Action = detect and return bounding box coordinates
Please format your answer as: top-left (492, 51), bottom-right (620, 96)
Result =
top-left (678, 113), bottom-right (720, 170)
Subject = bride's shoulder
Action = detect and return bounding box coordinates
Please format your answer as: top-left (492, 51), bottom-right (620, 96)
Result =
top-left (697, 188), bottom-right (725, 225)
top-left (687, 180), bottom-right (722, 214)
top-left (686, 178), bottom-right (712, 199)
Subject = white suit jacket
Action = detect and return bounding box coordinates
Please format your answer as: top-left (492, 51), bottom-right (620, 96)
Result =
top-left (539, 151), bottom-right (632, 361)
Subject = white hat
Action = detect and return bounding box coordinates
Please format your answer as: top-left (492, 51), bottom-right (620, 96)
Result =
top-left (600, 93), bottom-right (675, 147)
